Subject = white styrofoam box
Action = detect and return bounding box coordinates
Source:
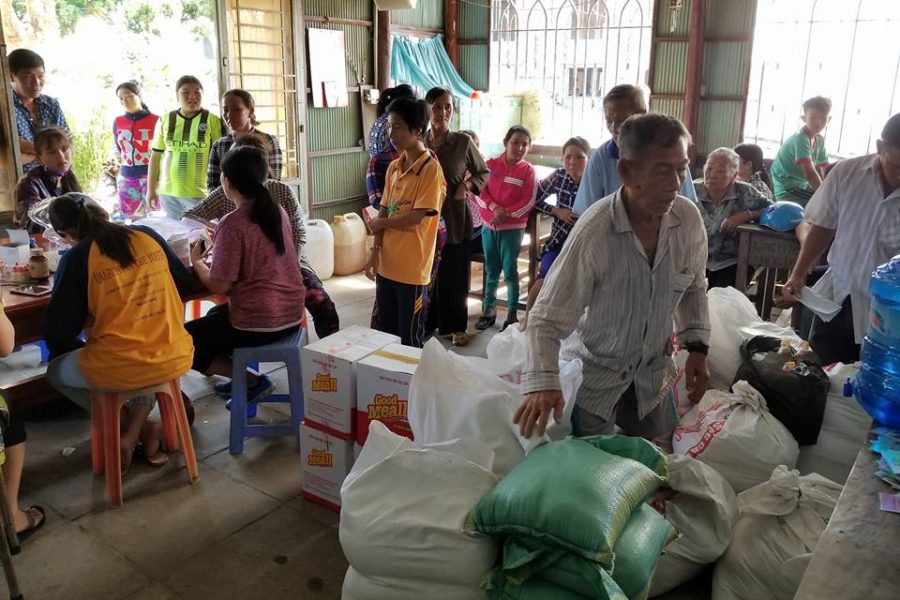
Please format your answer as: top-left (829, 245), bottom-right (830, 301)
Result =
top-left (301, 326), bottom-right (400, 438)
top-left (0, 242), bottom-right (30, 266)
top-left (300, 421), bottom-right (356, 512)
top-left (354, 344), bottom-right (421, 446)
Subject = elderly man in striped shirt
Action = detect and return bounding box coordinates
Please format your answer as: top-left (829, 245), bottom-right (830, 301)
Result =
top-left (515, 113), bottom-right (711, 438)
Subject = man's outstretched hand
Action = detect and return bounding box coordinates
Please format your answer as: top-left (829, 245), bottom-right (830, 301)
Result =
top-left (514, 390), bottom-right (565, 438)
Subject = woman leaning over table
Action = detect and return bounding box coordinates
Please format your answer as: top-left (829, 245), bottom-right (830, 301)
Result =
top-left (44, 193), bottom-right (195, 472)
top-left (423, 87), bottom-right (489, 347)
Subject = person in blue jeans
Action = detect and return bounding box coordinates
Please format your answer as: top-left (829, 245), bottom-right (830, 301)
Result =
top-left (572, 84), bottom-right (696, 216)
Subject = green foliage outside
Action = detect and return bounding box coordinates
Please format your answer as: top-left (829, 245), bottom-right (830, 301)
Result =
top-left (67, 111), bottom-right (113, 193)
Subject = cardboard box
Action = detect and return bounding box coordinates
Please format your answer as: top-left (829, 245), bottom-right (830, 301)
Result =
top-left (301, 326), bottom-right (400, 438)
top-left (300, 421), bottom-right (356, 512)
top-left (354, 344), bottom-right (420, 445)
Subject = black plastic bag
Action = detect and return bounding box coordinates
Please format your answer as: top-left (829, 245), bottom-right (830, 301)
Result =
top-left (733, 336), bottom-right (829, 445)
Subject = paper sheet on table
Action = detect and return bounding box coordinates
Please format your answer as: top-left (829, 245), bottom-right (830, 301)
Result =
top-left (799, 286), bottom-right (844, 322)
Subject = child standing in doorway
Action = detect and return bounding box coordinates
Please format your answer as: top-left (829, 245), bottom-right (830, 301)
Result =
top-left (475, 126), bottom-right (536, 331)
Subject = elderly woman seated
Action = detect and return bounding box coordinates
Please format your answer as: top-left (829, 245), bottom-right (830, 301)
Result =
top-left (693, 147), bottom-right (773, 288)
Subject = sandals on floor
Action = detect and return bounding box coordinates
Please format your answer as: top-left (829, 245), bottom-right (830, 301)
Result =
top-left (12, 505), bottom-right (46, 551)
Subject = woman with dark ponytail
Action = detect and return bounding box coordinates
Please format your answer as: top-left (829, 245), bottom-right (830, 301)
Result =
top-left (113, 81), bottom-right (160, 217)
top-left (186, 145), bottom-right (305, 403)
top-left (368, 83), bottom-right (415, 157)
top-left (45, 193), bottom-right (196, 471)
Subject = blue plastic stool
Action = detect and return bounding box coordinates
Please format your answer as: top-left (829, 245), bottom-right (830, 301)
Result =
top-left (229, 328), bottom-right (307, 455)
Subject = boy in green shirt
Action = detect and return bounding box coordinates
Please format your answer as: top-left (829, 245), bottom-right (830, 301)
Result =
top-left (147, 75), bottom-right (223, 219)
top-left (770, 96), bottom-right (832, 206)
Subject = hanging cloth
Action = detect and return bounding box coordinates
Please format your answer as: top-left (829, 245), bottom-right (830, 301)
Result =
top-left (390, 34), bottom-right (479, 98)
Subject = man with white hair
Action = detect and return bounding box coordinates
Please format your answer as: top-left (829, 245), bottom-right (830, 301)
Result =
top-left (693, 147), bottom-right (772, 288)
top-left (516, 113), bottom-right (710, 438)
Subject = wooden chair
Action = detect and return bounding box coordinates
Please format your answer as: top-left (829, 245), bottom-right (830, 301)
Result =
top-left (90, 378), bottom-right (199, 507)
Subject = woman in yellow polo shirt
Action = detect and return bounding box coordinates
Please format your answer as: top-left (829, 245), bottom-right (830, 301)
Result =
top-left (365, 97), bottom-right (446, 347)
top-left (44, 193), bottom-right (195, 472)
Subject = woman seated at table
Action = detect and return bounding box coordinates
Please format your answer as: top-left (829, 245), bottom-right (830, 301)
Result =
top-left (186, 145), bottom-right (305, 403)
top-left (184, 132), bottom-right (338, 341)
top-left (45, 193), bottom-right (195, 472)
top-left (693, 147), bottom-right (772, 289)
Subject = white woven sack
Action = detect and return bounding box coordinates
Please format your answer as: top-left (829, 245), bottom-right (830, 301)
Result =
top-left (672, 381), bottom-right (800, 492)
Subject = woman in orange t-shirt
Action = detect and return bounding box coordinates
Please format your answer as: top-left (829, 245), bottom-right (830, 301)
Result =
top-left (45, 193), bottom-right (195, 471)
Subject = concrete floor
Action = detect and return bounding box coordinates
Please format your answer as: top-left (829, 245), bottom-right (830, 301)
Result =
top-left (11, 269), bottom-right (711, 600)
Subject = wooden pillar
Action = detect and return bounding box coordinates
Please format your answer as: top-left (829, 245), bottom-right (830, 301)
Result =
top-left (376, 10), bottom-right (391, 91)
top-left (683, 0), bottom-right (705, 141)
top-left (445, 0), bottom-right (459, 68)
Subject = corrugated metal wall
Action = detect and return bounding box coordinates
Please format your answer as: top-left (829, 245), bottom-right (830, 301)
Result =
top-left (391, 0), bottom-right (445, 30)
top-left (649, 0), bottom-right (758, 154)
top-left (697, 0), bottom-right (757, 154)
top-left (458, 0), bottom-right (490, 90)
top-left (649, 1), bottom-right (691, 118)
top-left (302, 0), bottom-right (374, 219)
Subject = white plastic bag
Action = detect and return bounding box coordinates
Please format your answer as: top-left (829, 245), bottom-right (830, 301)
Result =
top-left (707, 288), bottom-right (797, 390)
top-left (672, 381), bottom-right (800, 492)
top-left (712, 466), bottom-right (842, 600)
top-left (340, 422), bottom-right (498, 600)
top-left (648, 455), bottom-right (738, 596)
top-left (409, 339), bottom-right (543, 476)
top-left (482, 327), bottom-right (583, 441)
top-left (485, 326), bottom-right (529, 384)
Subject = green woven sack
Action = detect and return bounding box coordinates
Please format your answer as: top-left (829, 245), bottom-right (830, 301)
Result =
top-left (501, 504), bottom-right (677, 600)
top-left (471, 436), bottom-right (667, 566)
top-left (486, 568), bottom-right (613, 600)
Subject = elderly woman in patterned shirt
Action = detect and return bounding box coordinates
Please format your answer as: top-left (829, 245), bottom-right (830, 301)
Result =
top-left (693, 147), bottom-right (772, 289)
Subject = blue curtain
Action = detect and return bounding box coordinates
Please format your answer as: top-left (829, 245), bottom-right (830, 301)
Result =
top-left (391, 34), bottom-right (476, 98)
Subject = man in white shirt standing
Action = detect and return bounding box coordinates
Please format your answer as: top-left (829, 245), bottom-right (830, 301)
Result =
top-left (515, 113), bottom-right (711, 438)
top-left (784, 113), bottom-right (900, 364)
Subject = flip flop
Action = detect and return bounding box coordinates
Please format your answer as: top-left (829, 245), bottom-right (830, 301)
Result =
top-left (145, 451), bottom-right (169, 467)
top-left (13, 505), bottom-right (46, 551)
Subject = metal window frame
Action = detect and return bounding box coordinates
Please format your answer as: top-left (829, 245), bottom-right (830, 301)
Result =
top-left (214, 0), bottom-right (305, 191)
top-left (489, 0), bottom-right (652, 142)
top-left (745, 0), bottom-right (900, 158)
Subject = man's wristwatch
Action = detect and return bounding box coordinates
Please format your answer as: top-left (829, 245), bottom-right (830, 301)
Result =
top-left (684, 341), bottom-right (710, 355)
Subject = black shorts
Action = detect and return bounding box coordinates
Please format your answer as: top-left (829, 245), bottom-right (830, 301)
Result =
top-left (0, 390), bottom-right (26, 447)
top-left (185, 305), bottom-right (300, 373)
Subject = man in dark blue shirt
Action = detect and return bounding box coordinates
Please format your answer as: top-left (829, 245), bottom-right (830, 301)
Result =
top-left (7, 49), bottom-right (69, 171)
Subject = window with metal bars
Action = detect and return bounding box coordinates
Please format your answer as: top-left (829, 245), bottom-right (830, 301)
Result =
top-left (223, 0), bottom-right (300, 179)
top-left (744, 0), bottom-right (900, 159)
top-left (489, 0), bottom-right (653, 145)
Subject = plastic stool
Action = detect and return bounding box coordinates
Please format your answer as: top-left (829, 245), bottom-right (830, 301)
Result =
top-left (229, 328), bottom-right (307, 455)
top-left (91, 378), bottom-right (200, 506)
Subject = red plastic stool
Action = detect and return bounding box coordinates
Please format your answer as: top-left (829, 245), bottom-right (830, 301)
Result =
top-left (90, 378), bottom-right (199, 506)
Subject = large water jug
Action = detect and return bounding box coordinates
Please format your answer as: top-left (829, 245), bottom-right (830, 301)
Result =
top-left (855, 255), bottom-right (900, 428)
top-left (332, 213), bottom-right (367, 275)
top-left (306, 219), bottom-right (334, 280)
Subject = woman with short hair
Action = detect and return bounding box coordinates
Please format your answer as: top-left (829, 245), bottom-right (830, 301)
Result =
top-left (694, 147), bottom-right (772, 288)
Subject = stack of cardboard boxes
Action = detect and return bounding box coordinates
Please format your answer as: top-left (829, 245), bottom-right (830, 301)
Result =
top-left (300, 326), bottom-right (421, 511)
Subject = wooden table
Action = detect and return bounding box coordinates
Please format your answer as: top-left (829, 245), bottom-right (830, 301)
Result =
top-left (794, 432), bottom-right (900, 600)
top-left (734, 224), bottom-right (800, 321)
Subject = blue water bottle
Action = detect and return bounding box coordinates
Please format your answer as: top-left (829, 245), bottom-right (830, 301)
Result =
top-left (855, 256), bottom-right (900, 428)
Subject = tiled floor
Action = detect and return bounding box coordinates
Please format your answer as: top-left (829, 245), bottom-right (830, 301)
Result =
top-left (9, 271), bottom-right (710, 599)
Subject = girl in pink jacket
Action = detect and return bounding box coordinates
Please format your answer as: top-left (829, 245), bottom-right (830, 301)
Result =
top-left (475, 126), bottom-right (536, 331)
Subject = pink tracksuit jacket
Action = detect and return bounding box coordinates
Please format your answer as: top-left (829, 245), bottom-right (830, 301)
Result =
top-left (475, 153), bottom-right (537, 231)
